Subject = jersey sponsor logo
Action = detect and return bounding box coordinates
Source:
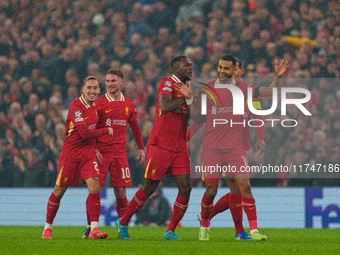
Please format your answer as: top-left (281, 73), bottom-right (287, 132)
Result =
top-left (125, 179), bottom-right (131, 183)
top-left (105, 109), bottom-right (113, 113)
top-left (84, 116), bottom-right (89, 120)
top-left (163, 87), bottom-right (172, 92)
top-left (106, 118), bottom-right (111, 126)
top-left (164, 81), bottom-right (172, 87)
top-left (176, 94), bottom-right (183, 97)
top-left (88, 124), bottom-right (96, 130)
top-left (125, 107), bottom-right (129, 115)
top-left (211, 106), bottom-right (217, 114)
top-left (106, 119), bottom-right (127, 126)
top-left (212, 106), bottom-right (233, 114)
top-left (112, 119), bottom-right (127, 126)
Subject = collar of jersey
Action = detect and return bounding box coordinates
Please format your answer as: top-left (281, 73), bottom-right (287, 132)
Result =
top-left (214, 78), bottom-right (236, 87)
top-left (79, 95), bottom-right (91, 109)
top-left (105, 92), bottom-right (124, 102)
top-left (171, 75), bottom-right (183, 84)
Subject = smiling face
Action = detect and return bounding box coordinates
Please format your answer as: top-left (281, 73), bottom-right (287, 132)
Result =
top-left (82, 79), bottom-right (100, 105)
top-left (217, 59), bottom-right (236, 82)
top-left (105, 73), bottom-right (124, 96)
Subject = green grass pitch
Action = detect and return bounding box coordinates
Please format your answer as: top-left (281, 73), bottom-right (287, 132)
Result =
top-left (0, 226), bottom-right (339, 255)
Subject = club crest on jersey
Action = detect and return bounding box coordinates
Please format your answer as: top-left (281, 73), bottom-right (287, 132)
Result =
top-left (125, 107), bottom-right (129, 115)
top-left (74, 110), bottom-right (84, 122)
top-left (164, 81), bottom-right (172, 87)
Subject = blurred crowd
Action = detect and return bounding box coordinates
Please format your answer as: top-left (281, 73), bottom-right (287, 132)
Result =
top-left (0, 0), bottom-right (339, 188)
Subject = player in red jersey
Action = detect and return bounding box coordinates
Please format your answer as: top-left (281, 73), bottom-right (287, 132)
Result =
top-left (193, 55), bottom-right (288, 241)
top-left (81, 69), bottom-right (145, 238)
top-left (187, 58), bottom-right (267, 239)
top-left (42, 76), bottom-right (113, 239)
top-left (115, 56), bottom-right (194, 241)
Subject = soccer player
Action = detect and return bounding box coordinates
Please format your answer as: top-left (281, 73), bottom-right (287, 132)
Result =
top-left (189, 58), bottom-right (267, 240)
top-left (42, 76), bottom-right (113, 239)
top-left (193, 55), bottom-right (288, 241)
top-left (82, 69), bottom-right (145, 238)
top-left (115, 56), bottom-right (193, 241)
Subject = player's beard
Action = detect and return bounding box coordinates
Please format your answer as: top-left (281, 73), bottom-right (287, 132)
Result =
top-left (218, 72), bottom-right (233, 82)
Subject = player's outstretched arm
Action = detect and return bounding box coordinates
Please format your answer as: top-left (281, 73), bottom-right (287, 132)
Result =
top-left (259, 59), bottom-right (289, 97)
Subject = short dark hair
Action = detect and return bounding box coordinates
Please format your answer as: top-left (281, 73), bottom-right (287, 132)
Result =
top-left (171, 56), bottom-right (187, 70)
top-left (220, 54), bottom-right (237, 66)
top-left (83, 76), bottom-right (97, 83)
top-left (106, 68), bottom-right (124, 79)
top-left (234, 57), bottom-right (243, 69)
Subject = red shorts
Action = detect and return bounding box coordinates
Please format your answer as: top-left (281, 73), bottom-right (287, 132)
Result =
top-left (98, 155), bottom-right (132, 187)
top-left (144, 145), bottom-right (190, 180)
top-left (201, 148), bottom-right (248, 183)
top-left (56, 157), bottom-right (100, 186)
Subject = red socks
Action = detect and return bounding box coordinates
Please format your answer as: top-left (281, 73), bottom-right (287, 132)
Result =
top-left (242, 197), bottom-right (257, 231)
top-left (87, 193), bottom-right (101, 222)
top-left (167, 194), bottom-right (189, 232)
top-left (201, 192), bottom-right (214, 228)
top-left (46, 193), bottom-right (61, 224)
top-left (120, 188), bottom-right (149, 226)
top-left (116, 197), bottom-right (128, 218)
top-left (209, 193), bottom-right (230, 220)
top-left (229, 194), bottom-right (244, 235)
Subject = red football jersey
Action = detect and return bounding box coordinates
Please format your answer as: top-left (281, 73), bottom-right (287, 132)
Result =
top-left (241, 83), bottom-right (263, 151)
top-left (96, 92), bottom-right (144, 156)
top-left (147, 75), bottom-right (189, 152)
top-left (60, 95), bottom-right (100, 161)
top-left (196, 79), bottom-right (257, 150)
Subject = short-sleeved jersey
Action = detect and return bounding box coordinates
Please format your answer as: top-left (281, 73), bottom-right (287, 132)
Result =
top-left (147, 75), bottom-right (189, 152)
top-left (95, 92), bottom-right (143, 156)
top-left (196, 79), bottom-right (257, 150)
top-left (59, 95), bottom-right (99, 161)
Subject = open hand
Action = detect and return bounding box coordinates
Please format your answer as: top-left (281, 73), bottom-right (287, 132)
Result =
top-left (275, 59), bottom-right (289, 78)
top-left (175, 81), bottom-right (191, 99)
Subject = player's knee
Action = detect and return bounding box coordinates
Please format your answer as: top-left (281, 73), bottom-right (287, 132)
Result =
top-left (53, 185), bottom-right (67, 198)
top-left (206, 189), bottom-right (217, 200)
top-left (114, 187), bottom-right (126, 199)
top-left (239, 180), bottom-right (252, 195)
top-left (88, 182), bottom-right (101, 194)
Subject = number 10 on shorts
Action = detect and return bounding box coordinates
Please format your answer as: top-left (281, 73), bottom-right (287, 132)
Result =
top-left (121, 167), bottom-right (131, 179)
